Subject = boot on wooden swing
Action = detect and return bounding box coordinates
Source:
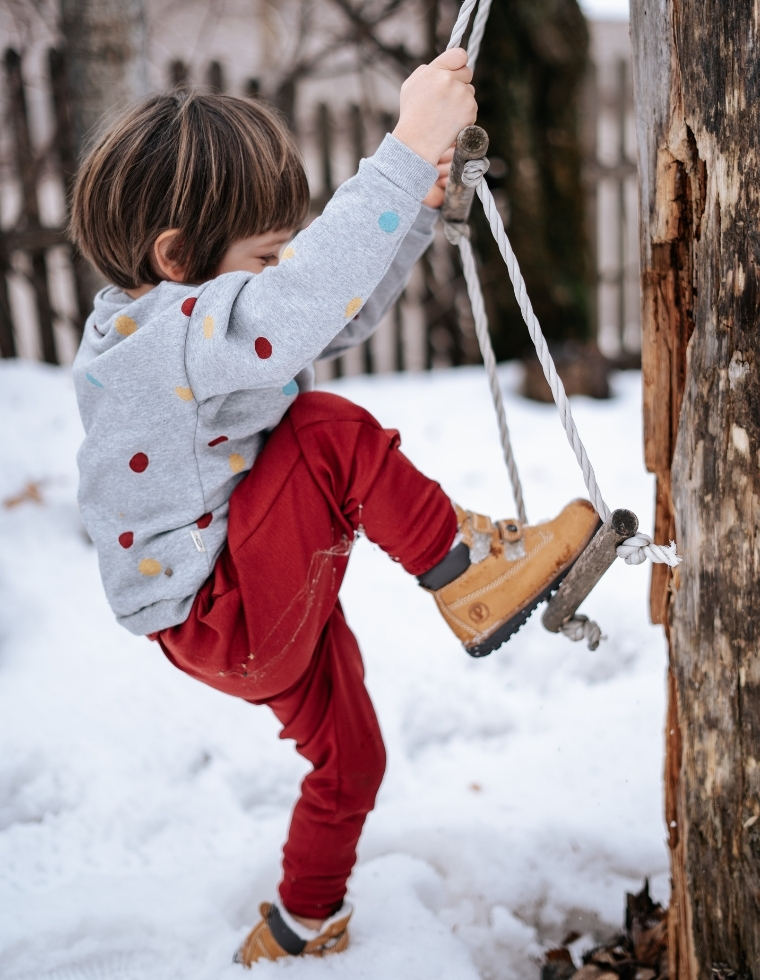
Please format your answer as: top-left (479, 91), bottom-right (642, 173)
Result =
top-left (418, 499), bottom-right (599, 657)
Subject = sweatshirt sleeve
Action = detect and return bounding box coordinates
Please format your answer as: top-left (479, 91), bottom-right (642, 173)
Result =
top-left (184, 135), bottom-right (438, 399)
top-left (318, 204), bottom-right (438, 361)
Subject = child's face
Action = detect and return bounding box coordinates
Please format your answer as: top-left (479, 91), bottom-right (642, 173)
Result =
top-left (216, 228), bottom-right (296, 276)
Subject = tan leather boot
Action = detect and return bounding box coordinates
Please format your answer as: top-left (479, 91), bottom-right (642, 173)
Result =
top-left (234, 901), bottom-right (351, 966)
top-left (423, 499), bottom-right (599, 657)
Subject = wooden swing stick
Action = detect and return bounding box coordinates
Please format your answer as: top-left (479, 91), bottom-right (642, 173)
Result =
top-left (441, 125), bottom-right (489, 226)
top-left (542, 508), bottom-right (639, 634)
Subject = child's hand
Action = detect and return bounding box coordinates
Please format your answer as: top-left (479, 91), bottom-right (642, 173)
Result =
top-left (393, 49), bottom-right (477, 166)
top-left (421, 145), bottom-right (455, 209)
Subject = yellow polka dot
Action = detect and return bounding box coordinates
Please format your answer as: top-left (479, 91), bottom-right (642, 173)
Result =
top-left (115, 315), bottom-right (137, 337)
top-left (175, 386), bottom-right (194, 401)
top-left (345, 297), bottom-right (362, 319)
top-left (281, 246), bottom-right (296, 261)
top-left (229, 453), bottom-right (246, 474)
top-left (203, 315), bottom-right (215, 339)
top-left (138, 558), bottom-right (162, 576)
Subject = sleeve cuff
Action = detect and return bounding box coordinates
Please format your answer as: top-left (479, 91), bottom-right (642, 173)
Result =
top-left (366, 134), bottom-right (440, 202)
top-left (413, 204), bottom-right (440, 233)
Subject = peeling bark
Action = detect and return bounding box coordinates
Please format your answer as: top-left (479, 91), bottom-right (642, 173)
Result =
top-left (631, 2), bottom-right (760, 978)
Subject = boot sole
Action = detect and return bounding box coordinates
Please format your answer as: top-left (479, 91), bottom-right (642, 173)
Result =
top-left (465, 519), bottom-right (602, 658)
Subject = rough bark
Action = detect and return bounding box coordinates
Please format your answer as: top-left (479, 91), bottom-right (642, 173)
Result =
top-left (631, 2), bottom-right (760, 978)
top-left (472, 0), bottom-right (590, 360)
top-left (59, 0), bottom-right (149, 156)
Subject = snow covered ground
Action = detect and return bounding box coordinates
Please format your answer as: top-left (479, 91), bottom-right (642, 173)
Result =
top-left (0, 361), bottom-right (668, 980)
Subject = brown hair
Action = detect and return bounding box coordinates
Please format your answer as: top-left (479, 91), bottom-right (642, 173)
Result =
top-left (70, 92), bottom-right (310, 289)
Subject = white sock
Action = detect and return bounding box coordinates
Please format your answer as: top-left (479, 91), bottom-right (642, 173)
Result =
top-left (275, 901), bottom-right (353, 941)
top-left (450, 526), bottom-right (490, 564)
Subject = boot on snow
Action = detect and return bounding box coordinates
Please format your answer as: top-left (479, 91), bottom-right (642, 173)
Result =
top-left (419, 499), bottom-right (599, 657)
top-left (234, 901), bottom-right (351, 966)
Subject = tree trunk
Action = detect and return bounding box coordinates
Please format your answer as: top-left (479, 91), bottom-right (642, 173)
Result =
top-left (631, 3), bottom-right (760, 978)
top-left (59, 0), bottom-right (149, 305)
top-left (60, 0), bottom-right (149, 156)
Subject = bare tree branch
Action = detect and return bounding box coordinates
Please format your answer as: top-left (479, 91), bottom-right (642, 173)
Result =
top-left (324, 0), bottom-right (422, 75)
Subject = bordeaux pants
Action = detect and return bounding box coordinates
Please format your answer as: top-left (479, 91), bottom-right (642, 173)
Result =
top-left (156, 392), bottom-right (457, 919)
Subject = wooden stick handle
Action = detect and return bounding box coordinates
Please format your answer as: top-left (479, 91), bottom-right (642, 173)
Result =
top-left (542, 508), bottom-right (639, 633)
top-left (441, 125), bottom-right (489, 225)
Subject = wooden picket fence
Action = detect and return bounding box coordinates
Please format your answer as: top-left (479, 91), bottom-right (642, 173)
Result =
top-left (0, 49), bottom-right (637, 372)
top-left (0, 48), bottom-right (88, 364)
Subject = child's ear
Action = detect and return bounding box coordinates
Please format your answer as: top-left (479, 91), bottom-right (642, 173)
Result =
top-left (152, 229), bottom-right (187, 282)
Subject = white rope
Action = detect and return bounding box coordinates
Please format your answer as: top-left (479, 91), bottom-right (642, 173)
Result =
top-left (616, 533), bottom-right (682, 566)
top-left (458, 235), bottom-right (527, 524)
top-left (446, 0), bottom-right (480, 50)
top-left (560, 615), bottom-right (604, 651)
top-left (470, 174), bottom-right (611, 521)
top-left (465, 0), bottom-right (493, 68)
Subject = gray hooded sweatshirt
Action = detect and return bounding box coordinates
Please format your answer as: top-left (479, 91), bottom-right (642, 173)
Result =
top-left (73, 135), bottom-right (439, 636)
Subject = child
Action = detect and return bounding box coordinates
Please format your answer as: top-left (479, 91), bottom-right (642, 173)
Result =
top-left (70, 49), bottom-right (598, 965)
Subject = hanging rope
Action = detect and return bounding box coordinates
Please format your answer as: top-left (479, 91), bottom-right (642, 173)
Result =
top-left (463, 0), bottom-right (493, 67)
top-left (446, 0), bottom-right (481, 50)
top-left (459, 233), bottom-right (527, 524)
top-left (560, 615), bottom-right (604, 651)
top-left (471, 171), bottom-right (611, 521)
top-left (441, 0), bottom-right (681, 575)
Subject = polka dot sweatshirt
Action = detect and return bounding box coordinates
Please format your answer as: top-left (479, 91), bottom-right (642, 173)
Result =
top-left (73, 135), bottom-right (440, 636)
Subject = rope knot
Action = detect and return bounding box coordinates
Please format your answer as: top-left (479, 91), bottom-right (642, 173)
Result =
top-left (443, 159), bottom-right (490, 244)
top-left (443, 221), bottom-right (469, 245)
top-left (617, 533), bottom-right (682, 567)
top-left (461, 157), bottom-right (490, 187)
top-left (559, 615), bottom-right (604, 651)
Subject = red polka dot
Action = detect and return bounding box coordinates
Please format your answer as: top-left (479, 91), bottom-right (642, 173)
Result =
top-left (254, 337), bottom-right (273, 359)
top-left (129, 452), bottom-right (149, 473)
top-left (118, 531), bottom-right (134, 549)
top-left (181, 297), bottom-right (197, 316)
top-left (196, 513), bottom-right (213, 529)
top-left (208, 435), bottom-right (228, 447)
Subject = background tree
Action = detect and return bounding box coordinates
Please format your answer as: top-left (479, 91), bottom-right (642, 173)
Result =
top-left (59, 0), bottom-right (148, 153)
top-left (631, 2), bottom-right (760, 977)
top-left (472, 0), bottom-right (590, 361)
top-left (258, 0), bottom-right (592, 366)
top-left (59, 0), bottom-right (149, 304)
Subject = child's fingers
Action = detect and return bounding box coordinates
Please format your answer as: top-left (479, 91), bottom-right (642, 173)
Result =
top-left (429, 48), bottom-right (468, 71)
top-left (427, 49), bottom-right (473, 85)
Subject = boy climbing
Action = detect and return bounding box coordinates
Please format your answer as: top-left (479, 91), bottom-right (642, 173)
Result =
top-left (70, 48), bottom-right (598, 965)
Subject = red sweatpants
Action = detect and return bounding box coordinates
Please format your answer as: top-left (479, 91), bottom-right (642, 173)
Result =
top-left (156, 392), bottom-right (457, 919)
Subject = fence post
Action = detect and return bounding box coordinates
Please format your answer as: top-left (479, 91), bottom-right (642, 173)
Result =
top-left (207, 61), bottom-right (225, 93)
top-left (349, 103), bottom-right (374, 375)
top-left (0, 240), bottom-right (15, 358)
top-left (581, 59), bottom-right (599, 347)
top-left (4, 49), bottom-right (58, 365)
top-left (616, 57), bottom-right (628, 353)
top-left (317, 102), bottom-right (334, 199)
top-left (170, 60), bottom-right (189, 88)
top-left (48, 47), bottom-right (90, 333)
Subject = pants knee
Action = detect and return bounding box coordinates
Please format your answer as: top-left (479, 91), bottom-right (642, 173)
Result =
top-left (336, 735), bottom-right (386, 817)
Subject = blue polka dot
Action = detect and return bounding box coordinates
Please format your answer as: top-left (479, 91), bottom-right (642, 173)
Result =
top-left (378, 211), bottom-right (400, 233)
top-left (282, 380), bottom-right (298, 396)
top-left (86, 373), bottom-right (104, 388)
